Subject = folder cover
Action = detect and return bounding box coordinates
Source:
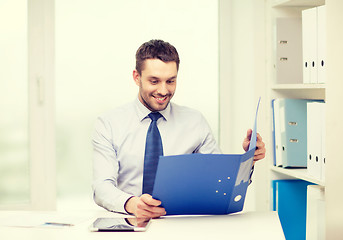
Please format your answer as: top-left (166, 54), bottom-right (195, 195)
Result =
top-left (307, 102), bottom-right (322, 180)
top-left (272, 179), bottom-right (314, 240)
top-left (272, 99), bottom-right (283, 167)
top-left (302, 7), bottom-right (318, 84)
top-left (152, 98), bottom-right (260, 215)
top-left (306, 185), bottom-right (325, 240)
top-left (317, 5), bottom-right (326, 84)
top-left (279, 99), bottom-right (310, 168)
top-left (276, 18), bottom-right (302, 84)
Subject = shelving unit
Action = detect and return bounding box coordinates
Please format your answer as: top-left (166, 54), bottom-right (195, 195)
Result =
top-left (264, 0), bottom-right (328, 238)
top-left (266, 0), bottom-right (326, 182)
top-left (261, 0), bottom-right (343, 238)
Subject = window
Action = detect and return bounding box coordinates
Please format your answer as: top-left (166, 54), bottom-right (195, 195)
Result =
top-left (0, 0), bottom-right (29, 206)
top-left (0, 0), bottom-right (55, 210)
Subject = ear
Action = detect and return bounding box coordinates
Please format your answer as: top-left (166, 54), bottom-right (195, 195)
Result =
top-left (133, 69), bottom-right (140, 86)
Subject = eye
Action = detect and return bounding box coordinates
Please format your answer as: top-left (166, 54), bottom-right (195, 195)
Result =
top-left (150, 79), bottom-right (158, 84)
top-left (167, 79), bottom-right (175, 84)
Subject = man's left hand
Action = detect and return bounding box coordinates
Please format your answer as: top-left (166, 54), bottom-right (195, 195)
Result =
top-left (242, 129), bottom-right (266, 162)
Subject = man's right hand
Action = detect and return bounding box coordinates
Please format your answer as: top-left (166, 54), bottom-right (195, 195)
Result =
top-left (124, 194), bottom-right (166, 218)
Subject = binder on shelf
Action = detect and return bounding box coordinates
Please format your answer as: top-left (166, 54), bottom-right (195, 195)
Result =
top-left (272, 99), bottom-right (282, 167)
top-left (302, 7), bottom-right (318, 84)
top-left (307, 102), bottom-right (326, 181)
top-left (321, 103), bottom-right (326, 182)
top-left (272, 179), bottom-right (314, 240)
top-left (276, 18), bottom-right (303, 84)
top-left (279, 99), bottom-right (311, 168)
top-left (317, 5), bottom-right (326, 84)
top-left (307, 102), bottom-right (322, 180)
top-left (306, 185), bottom-right (325, 240)
top-left (302, 6), bottom-right (327, 84)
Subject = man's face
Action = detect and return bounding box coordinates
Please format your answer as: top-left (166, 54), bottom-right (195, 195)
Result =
top-left (133, 59), bottom-right (177, 112)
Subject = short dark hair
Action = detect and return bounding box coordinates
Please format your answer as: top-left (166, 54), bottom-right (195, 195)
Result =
top-left (135, 39), bottom-right (180, 75)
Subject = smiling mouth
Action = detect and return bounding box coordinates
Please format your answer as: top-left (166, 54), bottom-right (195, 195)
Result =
top-left (154, 96), bottom-right (168, 104)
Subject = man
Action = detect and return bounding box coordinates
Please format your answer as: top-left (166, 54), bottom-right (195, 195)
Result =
top-left (92, 39), bottom-right (265, 219)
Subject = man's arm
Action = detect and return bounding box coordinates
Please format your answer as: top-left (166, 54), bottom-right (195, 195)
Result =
top-left (93, 117), bottom-right (166, 217)
top-left (92, 117), bottom-right (133, 213)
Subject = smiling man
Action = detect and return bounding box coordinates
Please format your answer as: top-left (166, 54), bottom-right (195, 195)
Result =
top-left (134, 58), bottom-right (177, 112)
top-left (92, 39), bottom-right (265, 218)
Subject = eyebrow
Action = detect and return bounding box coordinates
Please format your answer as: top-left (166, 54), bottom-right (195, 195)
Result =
top-left (147, 75), bottom-right (177, 81)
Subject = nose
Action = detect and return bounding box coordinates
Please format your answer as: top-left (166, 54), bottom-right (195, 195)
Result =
top-left (157, 82), bottom-right (168, 96)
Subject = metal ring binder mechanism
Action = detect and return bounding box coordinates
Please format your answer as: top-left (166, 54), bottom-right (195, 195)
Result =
top-left (152, 98), bottom-right (261, 215)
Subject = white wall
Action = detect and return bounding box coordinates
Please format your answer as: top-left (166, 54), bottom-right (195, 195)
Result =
top-left (219, 0), bottom-right (266, 211)
top-left (326, 0), bottom-right (343, 237)
top-left (55, 0), bottom-right (219, 208)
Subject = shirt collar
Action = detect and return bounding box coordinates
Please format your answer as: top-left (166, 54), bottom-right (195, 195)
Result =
top-left (134, 97), bottom-right (170, 122)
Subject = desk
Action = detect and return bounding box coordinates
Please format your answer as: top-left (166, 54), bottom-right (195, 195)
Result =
top-left (0, 210), bottom-right (284, 240)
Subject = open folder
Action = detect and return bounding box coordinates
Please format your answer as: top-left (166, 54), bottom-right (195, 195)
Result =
top-left (152, 98), bottom-right (260, 215)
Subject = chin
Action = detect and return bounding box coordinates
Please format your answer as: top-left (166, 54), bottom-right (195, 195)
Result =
top-left (152, 105), bottom-right (167, 112)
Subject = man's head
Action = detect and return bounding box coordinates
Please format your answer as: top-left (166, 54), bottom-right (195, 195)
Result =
top-left (133, 40), bottom-right (180, 112)
top-left (135, 39), bottom-right (180, 75)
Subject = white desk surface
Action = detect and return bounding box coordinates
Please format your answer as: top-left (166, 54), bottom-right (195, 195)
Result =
top-left (0, 210), bottom-right (285, 240)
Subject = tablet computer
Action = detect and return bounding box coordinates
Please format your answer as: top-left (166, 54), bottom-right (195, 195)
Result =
top-left (89, 217), bottom-right (151, 232)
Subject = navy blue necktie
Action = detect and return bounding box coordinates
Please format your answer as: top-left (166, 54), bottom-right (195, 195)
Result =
top-left (143, 112), bottom-right (164, 195)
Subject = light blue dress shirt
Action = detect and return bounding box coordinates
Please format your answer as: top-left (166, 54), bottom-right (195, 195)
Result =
top-left (92, 98), bottom-right (221, 213)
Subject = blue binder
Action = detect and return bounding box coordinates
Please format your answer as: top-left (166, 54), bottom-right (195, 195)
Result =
top-left (152, 98), bottom-right (260, 215)
top-left (279, 99), bottom-right (310, 168)
top-left (272, 179), bottom-right (314, 240)
top-left (152, 150), bottom-right (255, 215)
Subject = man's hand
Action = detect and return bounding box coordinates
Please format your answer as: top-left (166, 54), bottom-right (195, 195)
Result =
top-left (242, 129), bottom-right (266, 162)
top-left (124, 194), bottom-right (166, 218)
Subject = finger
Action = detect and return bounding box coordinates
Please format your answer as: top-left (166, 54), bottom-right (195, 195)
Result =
top-left (135, 204), bottom-right (163, 218)
top-left (140, 194), bottom-right (162, 207)
top-left (137, 196), bottom-right (166, 215)
top-left (150, 209), bottom-right (167, 219)
top-left (245, 129), bottom-right (252, 140)
top-left (256, 132), bottom-right (262, 140)
top-left (255, 140), bottom-right (265, 149)
top-left (137, 200), bottom-right (161, 213)
top-left (254, 144), bottom-right (265, 155)
top-left (254, 148), bottom-right (266, 160)
top-left (254, 146), bottom-right (265, 154)
top-left (254, 153), bottom-right (265, 161)
top-left (136, 206), bottom-right (166, 219)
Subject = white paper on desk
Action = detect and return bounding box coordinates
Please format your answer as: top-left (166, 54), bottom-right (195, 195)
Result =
top-left (0, 212), bottom-right (89, 228)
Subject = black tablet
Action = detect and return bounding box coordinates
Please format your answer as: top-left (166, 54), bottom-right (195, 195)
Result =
top-left (89, 217), bottom-right (151, 232)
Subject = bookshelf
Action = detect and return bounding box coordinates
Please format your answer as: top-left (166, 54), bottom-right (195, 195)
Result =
top-left (266, 0), bottom-right (326, 180)
top-left (264, 0), bottom-right (327, 239)
top-left (262, 0), bottom-right (343, 238)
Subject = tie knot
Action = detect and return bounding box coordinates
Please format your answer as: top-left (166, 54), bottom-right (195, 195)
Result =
top-left (149, 112), bottom-right (163, 122)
